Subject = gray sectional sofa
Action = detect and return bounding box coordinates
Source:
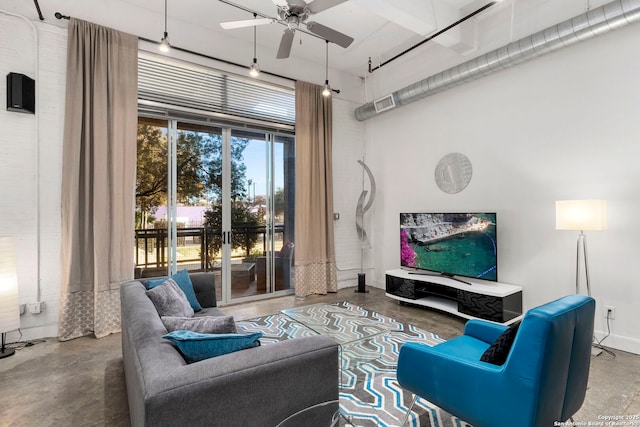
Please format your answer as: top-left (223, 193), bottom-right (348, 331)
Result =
top-left (120, 272), bottom-right (339, 427)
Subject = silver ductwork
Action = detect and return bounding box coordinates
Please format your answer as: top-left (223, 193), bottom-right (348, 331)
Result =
top-left (355, 0), bottom-right (640, 121)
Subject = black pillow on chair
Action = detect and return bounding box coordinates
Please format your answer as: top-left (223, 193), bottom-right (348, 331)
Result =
top-left (480, 321), bottom-right (521, 366)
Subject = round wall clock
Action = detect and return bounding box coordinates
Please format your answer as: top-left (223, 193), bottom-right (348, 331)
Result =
top-left (434, 152), bottom-right (472, 194)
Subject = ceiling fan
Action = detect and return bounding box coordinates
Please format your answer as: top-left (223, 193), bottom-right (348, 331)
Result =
top-left (220, 0), bottom-right (354, 59)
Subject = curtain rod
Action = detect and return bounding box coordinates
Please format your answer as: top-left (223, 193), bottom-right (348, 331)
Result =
top-left (33, 0), bottom-right (44, 20)
top-left (54, 12), bottom-right (341, 94)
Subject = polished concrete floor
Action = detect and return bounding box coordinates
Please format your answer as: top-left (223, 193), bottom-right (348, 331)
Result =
top-left (1, 286), bottom-right (639, 426)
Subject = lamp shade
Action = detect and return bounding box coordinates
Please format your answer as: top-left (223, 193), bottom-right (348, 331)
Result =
top-left (0, 236), bottom-right (20, 334)
top-left (556, 200), bottom-right (608, 231)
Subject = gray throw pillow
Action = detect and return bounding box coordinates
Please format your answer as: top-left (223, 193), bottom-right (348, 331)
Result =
top-left (161, 315), bottom-right (237, 334)
top-left (146, 278), bottom-right (194, 317)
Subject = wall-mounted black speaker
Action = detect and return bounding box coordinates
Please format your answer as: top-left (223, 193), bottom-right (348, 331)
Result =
top-left (6, 72), bottom-right (36, 114)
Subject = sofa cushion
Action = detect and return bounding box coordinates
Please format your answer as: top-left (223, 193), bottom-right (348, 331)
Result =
top-left (480, 321), bottom-right (521, 365)
top-left (146, 278), bottom-right (195, 318)
top-left (161, 315), bottom-right (237, 334)
top-left (163, 330), bottom-right (263, 363)
top-left (145, 269), bottom-right (203, 312)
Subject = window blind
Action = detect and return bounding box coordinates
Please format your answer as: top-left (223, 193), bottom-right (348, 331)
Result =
top-left (138, 53), bottom-right (295, 128)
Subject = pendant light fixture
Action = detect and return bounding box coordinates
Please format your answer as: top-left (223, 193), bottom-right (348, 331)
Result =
top-left (159, 0), bottom-right (170, 53)
top-left (322, 40), bottom-right (331, 97)
top-left (249, 13), bottom-right (260, 78)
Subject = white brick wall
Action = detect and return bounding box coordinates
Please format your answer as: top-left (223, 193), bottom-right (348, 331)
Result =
top-left (0, 13), bottom-right (65, 341)
top-left (331, 98), bottom-right (372, 289)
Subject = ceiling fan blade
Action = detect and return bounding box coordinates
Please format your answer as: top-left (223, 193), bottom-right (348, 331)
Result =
top-left (306, 0), bottom-right (348, 14)
top-left (271, 0), bottom-right (289, 7)
top-left (276, 29), bottom-right (296, 59)
top-left (305, 21), bottom-right (354, 48)
top-left (220, 18), bottom-right (274, 30)
top-left (282, 0), bottom-right (308, 8)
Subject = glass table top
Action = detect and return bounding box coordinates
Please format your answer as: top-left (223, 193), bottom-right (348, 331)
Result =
top-left (280, 303), bottom-right (389, 345)
top-left (280, 303), bottom-right (389, 370)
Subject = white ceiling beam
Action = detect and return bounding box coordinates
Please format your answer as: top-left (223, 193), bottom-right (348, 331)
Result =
top-left (350, 0), bottom-right (437, 36)
top-left (429, 0), bottom-right (477, 53)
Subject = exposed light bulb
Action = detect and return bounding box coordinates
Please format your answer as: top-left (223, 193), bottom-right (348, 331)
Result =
top-left (160, 0), bottom-right (170, 53)
top-left (249, 59), bottom-right (260, 78)
top-left (322, 40), bottom-right (331, 97)
top-left (322, 80), bottom-right (331, 97)
top-left (249, 14), bottom-right (260, 78)
top-left (159, 32), bottom-right (170, 53)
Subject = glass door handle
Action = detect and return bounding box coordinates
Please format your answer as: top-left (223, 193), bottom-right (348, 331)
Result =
top-left (222, 231), bottom-right (232, 245)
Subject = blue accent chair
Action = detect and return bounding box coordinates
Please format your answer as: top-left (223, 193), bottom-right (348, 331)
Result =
top-left (396, 294), bottom-right (595, 427)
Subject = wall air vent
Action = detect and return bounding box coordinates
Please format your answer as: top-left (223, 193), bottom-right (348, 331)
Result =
top-left (373, 94), bottom-right (396, 113)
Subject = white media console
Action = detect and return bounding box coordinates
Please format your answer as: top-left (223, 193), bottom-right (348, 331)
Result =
top-left (385, 269), bottom-right (523, 324)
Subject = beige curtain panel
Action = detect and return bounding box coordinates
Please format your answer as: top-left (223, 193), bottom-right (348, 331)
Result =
top-left (294, 81), bottom-right (338, 297)
top-left (59, 19), bottom-right (138, 340)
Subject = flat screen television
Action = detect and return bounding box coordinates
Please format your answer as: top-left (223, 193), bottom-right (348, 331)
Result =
top-left (400, 212), bottom-right (497, 282)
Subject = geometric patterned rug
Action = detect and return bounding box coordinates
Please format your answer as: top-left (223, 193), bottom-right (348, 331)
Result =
top-left (236, 301), bottom-right (471, 427)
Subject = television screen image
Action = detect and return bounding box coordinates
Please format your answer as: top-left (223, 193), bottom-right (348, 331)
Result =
top-left (400, 213), bottom-right (497, 281)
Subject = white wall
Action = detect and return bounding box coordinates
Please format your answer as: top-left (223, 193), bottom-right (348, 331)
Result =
top-left (0, 13), bottom-right (66, 341)
top-left (361, 22), bottom-right (640, 354)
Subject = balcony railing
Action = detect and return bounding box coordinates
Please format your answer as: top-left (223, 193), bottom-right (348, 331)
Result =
top-left (134, 225), bottom-right (285, 276)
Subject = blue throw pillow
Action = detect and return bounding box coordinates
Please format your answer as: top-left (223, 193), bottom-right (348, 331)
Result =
top-left (145, 269), bottom-right (202, 312)
top-left (163, 330), bottom-right (263, 363)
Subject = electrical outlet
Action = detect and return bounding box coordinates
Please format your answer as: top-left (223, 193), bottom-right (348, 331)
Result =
top-left (19, 304), bottom-right (26, 315)
top-left (28, 302), bottom-right (44, 314)
top-left (605, 305), bottom-right (615, 320)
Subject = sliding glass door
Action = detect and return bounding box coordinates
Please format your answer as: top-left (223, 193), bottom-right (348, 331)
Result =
top-left (135, 117), bottom-right (295, 304)
top-left (229, 131), bottom-right (295, 297)
top-left (135, 118), bottom-right (169, 277)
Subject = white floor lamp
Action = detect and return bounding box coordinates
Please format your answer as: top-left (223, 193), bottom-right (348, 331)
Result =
top-left (0, 236), bottom-right (21, 359)
top-left (555, 200), bottom-right (608, 355)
